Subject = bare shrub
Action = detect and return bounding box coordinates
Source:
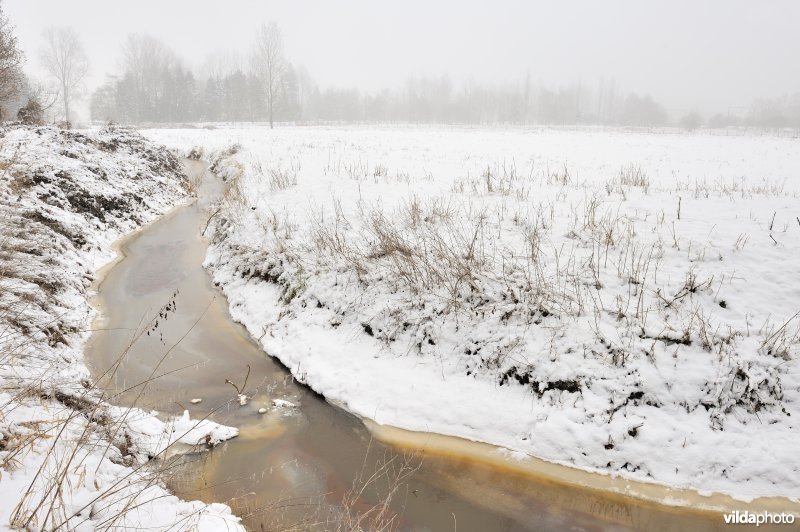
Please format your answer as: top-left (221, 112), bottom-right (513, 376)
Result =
top-left (268, 166), bottom-right (297, 191)
top-left (3, 300), bottom-right (241, 531)
top-left (329, 450), bottom-right (420, 532)
top-left (605, 165), bottom-right (650, 195)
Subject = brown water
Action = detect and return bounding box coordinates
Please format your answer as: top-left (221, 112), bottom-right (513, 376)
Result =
top-left (85, 160), bottom-right (795, 531)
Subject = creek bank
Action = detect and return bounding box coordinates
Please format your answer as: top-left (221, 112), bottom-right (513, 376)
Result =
top-left (0, 126), bottom-right (242, 530)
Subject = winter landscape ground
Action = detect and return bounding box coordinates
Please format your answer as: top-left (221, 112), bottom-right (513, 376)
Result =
top-left (143, 124), bottom-right (800, 504)
top-left (0, 122), bottom-right (798, 531)
top-left (0, 125), bottom-right (244, 530)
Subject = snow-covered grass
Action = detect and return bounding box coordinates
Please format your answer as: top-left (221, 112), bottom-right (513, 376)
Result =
top-left (0, 125), bottom-right (243, 530)
top-left (146, 125), bottom-right (800, 503)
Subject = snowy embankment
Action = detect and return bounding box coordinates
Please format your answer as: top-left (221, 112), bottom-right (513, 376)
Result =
top-left (0, 126), bottom-right (243, 531)
top-left (148, 126), bottom-right (800, 503)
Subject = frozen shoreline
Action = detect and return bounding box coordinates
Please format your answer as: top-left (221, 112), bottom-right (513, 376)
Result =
top-left (0, 126), bottom-right (243, 530)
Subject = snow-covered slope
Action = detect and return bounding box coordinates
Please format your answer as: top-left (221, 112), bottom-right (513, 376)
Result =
top-left (0, 125), bottom-right (243, 531)
top-left (148, 125), bottom-right (800, 503)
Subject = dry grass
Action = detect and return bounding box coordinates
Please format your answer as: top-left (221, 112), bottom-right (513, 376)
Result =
top-left (0, 295), bottom-right (241, 530)
top-left (208, 149), bottom-right (797, 427)
top-left (241, 445), bottom-right (421, 532)
top-left (329, 449), bottom-right (420, 532)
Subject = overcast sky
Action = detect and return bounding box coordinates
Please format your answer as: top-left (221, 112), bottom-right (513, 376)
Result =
top-left (5, 0), bottom-right (800, 115)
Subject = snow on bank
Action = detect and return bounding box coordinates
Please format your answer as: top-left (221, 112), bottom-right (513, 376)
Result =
top-left (0, 125), bottom-right (243, 530)
top-left (150, 125), bottom-right (800, 503)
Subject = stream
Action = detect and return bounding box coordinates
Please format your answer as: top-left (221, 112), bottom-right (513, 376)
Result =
top-left (85, 160), bottom-right (775, 531)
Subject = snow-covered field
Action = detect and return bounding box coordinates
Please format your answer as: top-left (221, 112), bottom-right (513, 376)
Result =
top-left (146, 125), bottom-right (800, 503)
top-left (0, 126), bottom-right (243, 530)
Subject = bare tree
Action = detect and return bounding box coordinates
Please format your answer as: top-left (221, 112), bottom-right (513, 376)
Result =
top-left (120, 34), bottom-right (174, 121)
top-left (117, 34), bottom-right (193, 123)
top-left (0, 1), bottom-right (25, 120)
top-left (200, 49), bottom-right (244, 80)
top-left (251, 22), bottom-right (286, 128)
top-left (40, 27), bottom-right (89, 124)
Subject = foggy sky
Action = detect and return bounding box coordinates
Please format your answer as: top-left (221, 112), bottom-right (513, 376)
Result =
top-left (6, 0), bottom-right (800, 115)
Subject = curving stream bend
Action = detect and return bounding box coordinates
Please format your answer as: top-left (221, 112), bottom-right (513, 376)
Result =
top-left (85, 160), bottom-right (791, 531)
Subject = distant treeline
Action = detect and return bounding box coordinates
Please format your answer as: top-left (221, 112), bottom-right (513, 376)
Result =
top-left (87, 32), bottom-right (680, 127)
top-left (745, 94), bottom-right (800, 129)
top-left (45, 28), bottom-right (800, 130)
top-left (90, 60), bottom-right (800, 129)
top-left (90, 50), bottom-right (677, 126)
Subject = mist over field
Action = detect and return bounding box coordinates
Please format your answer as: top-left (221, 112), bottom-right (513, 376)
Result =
top-left (3, 0), bottom-right (800, 127)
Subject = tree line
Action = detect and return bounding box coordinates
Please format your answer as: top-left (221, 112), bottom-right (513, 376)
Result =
top-left (83, 27), bottom-right (800, 129)
top-left (1, 2), bottom-right (800, 130)
top-left (84, 25), bottom-right (679, 128)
